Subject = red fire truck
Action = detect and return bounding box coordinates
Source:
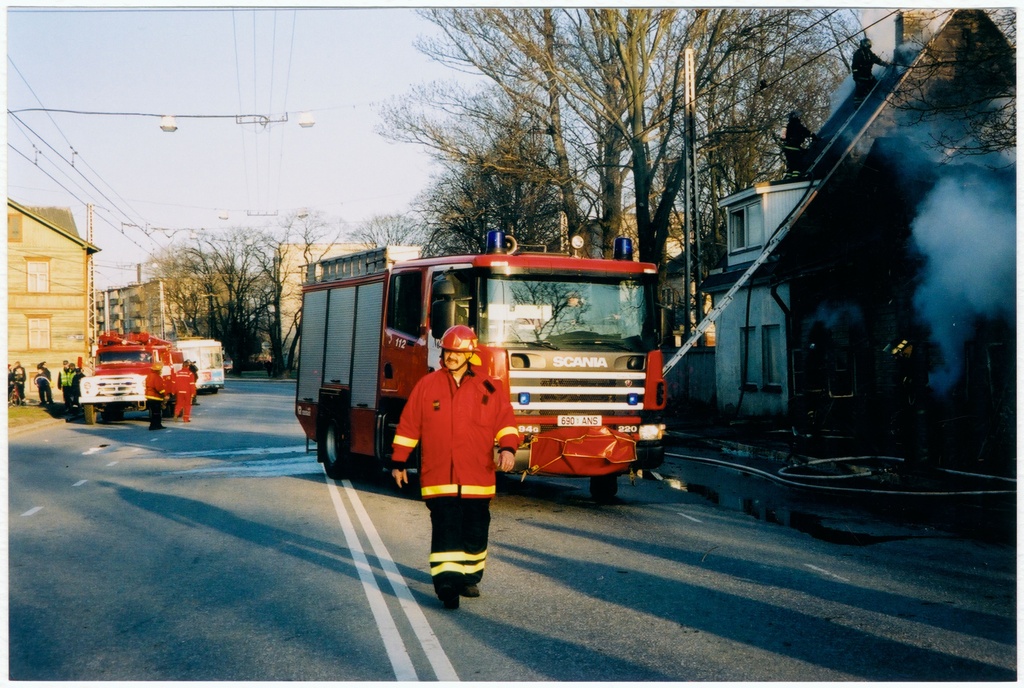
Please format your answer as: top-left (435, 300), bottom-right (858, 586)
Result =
top-left (79, 331), bottom-right (182, 425)
top-left (295, 232), bottom-right (667, 500)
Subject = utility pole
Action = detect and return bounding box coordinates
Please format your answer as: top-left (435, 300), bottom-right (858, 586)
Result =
top-left (158, 280), bottom-right (166, 339)
top-left (87, 203), bottom-right (96, 358)
top-left (682, 48), bottom-right (699, 337)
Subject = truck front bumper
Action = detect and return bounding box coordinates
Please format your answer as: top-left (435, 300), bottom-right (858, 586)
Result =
top-left (509, 427), bottom-right (664, 477)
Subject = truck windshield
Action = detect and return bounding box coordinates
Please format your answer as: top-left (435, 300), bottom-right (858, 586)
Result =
top-left (482, 275), bottom-right (656, 351)
top-left (98, 350), bottom-right (152, 365)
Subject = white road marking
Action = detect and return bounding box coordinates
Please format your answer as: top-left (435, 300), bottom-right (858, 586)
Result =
top-left (341, 480), bottom-right (459, 681)
top-left (805, 563), bottom-right (851, 583)
top-left (106, 461), bottom-right (119, 466)
top-left (73, 480), bottom-right (88, 487)
top-left (676, 512), bottom-right (703, 523)
top-left (82, 447), bottom-right (104, 455)
top-left (325, 477), bottom-right (418, 681)
top-left (21, 507), bottom-right (43, 517)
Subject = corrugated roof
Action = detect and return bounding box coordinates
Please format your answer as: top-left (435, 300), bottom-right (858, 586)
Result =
top-left (8, 199), bottom-right (99, 253)
top-left (25, 205), bottom-right (80, 237)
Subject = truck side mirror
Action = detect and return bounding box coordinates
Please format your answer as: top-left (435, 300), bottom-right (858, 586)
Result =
top-left (430, 279), bottom-right (457, 339)
top-left (430, 300), bottom-right (456, 340)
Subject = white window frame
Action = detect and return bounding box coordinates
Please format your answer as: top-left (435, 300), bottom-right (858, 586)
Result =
top-left (729, 202), bottom-right (764, 252)
top-left (27, 260), bottom-right (50, 293)
top-left (28, 317), bottom-right (51, 349)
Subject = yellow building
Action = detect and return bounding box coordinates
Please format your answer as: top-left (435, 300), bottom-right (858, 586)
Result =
top-left (7, 200), bottom-right (99, 378)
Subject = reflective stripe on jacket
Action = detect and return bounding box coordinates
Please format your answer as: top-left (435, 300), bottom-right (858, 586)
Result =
top-left (392, 366), bottom-right (520, 499)
top-left (144, 370), bottom-right (167, 401)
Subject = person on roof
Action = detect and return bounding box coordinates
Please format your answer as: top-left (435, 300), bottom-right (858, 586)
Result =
top-left (781, 110), bottom-right (820, 179)
top-left (852, 37), bottom-right (889, 102)
top-left (390, 325), bottom-right (520, 610)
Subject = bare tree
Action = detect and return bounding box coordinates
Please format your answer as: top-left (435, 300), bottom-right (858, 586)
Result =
top-left (385, 81), bottom-right (566, 254)
top-left (155, 212), bottom-right (349, 377)
top-left (388, 8), bottom-right (856, 270)
top-left (889, 9), bottom-right (1015, 160)
top-left (262, 211), bottom-right (347, 375)
top-left (352, 212), bottom-right (426, 247)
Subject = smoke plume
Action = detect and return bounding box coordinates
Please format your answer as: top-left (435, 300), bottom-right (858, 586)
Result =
top-left (908, 166), bottom-right (1016, 394)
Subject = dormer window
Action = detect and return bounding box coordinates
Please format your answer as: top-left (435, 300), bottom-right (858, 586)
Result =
top-left (729, 201), bottom-right (764, 252)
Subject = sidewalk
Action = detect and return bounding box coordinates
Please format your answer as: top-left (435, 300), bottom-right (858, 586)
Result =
top-left (8, 403), bottom-right (71, 437)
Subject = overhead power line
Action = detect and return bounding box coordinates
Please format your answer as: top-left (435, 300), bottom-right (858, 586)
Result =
top-left (7, 107), bottom-right (309, 126)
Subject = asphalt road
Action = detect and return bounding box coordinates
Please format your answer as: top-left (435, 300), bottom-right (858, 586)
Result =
top-left (8, 381), bottom-right (1017, 681)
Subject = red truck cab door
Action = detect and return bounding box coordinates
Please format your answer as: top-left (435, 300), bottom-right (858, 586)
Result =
top-left (380, 268), bottom-right (430, 399)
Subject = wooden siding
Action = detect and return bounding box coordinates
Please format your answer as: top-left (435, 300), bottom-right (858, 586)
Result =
top-left (7, 205), bottom-right (94, 368)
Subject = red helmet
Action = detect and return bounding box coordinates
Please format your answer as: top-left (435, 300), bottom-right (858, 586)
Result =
top-left (440, 325), bottom-right (477, 352)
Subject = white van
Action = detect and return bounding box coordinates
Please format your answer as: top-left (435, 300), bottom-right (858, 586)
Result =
top-left (176, 339), bottom-right (225, 393)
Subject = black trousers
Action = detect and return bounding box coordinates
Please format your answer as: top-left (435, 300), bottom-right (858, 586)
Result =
top-left (147, 399), bottom-right (164, 429)
top-left (854, 75), bottom-right (875, 100)
top-left (783, 147), bottom-right (806, 177)
top-left (425, 496), bottom-right (491, 599)
top-left (37, 381), bottom-right (53, 405)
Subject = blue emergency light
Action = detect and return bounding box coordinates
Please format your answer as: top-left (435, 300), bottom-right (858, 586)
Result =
top-left (613, 237), bottom-right (633, 261)
top-left (518, 392), bottom-right (531, 405)
top-left (627, 392), bottom-right (640, 406)
top-left (487, 230), bottom-right (507, 254)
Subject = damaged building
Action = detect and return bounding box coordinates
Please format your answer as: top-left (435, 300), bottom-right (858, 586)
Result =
top-left (700, 9), bottom-right (1015, 476)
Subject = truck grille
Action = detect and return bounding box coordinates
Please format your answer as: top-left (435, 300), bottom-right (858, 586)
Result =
top-left (509, 370), bottom-right (646, 412)
top-left (80, 374), bottom-right (145, 401)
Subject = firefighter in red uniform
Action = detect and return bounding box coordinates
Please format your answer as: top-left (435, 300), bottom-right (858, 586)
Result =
top-left (144, 361), bottom-right (168, 430)
top-left (391, 325), bottom-right (520, 610)
top-left (172, 363), bottom-right (196, 422)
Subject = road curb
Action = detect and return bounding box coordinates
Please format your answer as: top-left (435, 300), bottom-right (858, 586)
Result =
top-left (9, 416), bottom-right (67, 437)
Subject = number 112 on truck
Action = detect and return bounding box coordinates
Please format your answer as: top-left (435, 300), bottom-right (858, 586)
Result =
top-left (294, 231), bottom-right (668, 501)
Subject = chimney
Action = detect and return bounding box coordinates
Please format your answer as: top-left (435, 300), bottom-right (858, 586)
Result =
top-left (894, 11), bottom-right (905, 49)
top-left (899, 10), bottom-right (944, 49)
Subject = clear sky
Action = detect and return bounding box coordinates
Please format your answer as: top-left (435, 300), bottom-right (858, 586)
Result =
top-left (6, 6), bottom-right (466, 289)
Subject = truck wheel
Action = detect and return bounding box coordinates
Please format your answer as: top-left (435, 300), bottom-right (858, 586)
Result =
top-left (590, 474), bottom-right (618, 502)
top-left (83, 404), bottom-right (97, 425)
top-left (319, 419), bottom-right (349, 479)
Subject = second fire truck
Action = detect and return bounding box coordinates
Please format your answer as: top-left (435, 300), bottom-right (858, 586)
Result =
top-left (79, 331), bottom-right (182, 425)
top-left (295, 232), bottom-right (668, 500)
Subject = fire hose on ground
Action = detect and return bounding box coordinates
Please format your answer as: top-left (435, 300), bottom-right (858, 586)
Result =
top-left (645, 451), bottom-right (1015, 497)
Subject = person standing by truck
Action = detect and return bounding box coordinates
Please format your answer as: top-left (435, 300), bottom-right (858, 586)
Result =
top-left (390, 325), bottom-right (520, 610)
top-left (58, 361), bottom-right (75, 413)
top-left (70, 366), bottom-right (84, 411)
top-left (171, 364), bottom-right (196, 422)
top-left (187, 360), bottom-right (200, 406)
top-left (144, 361), bottom-right (168, 430)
